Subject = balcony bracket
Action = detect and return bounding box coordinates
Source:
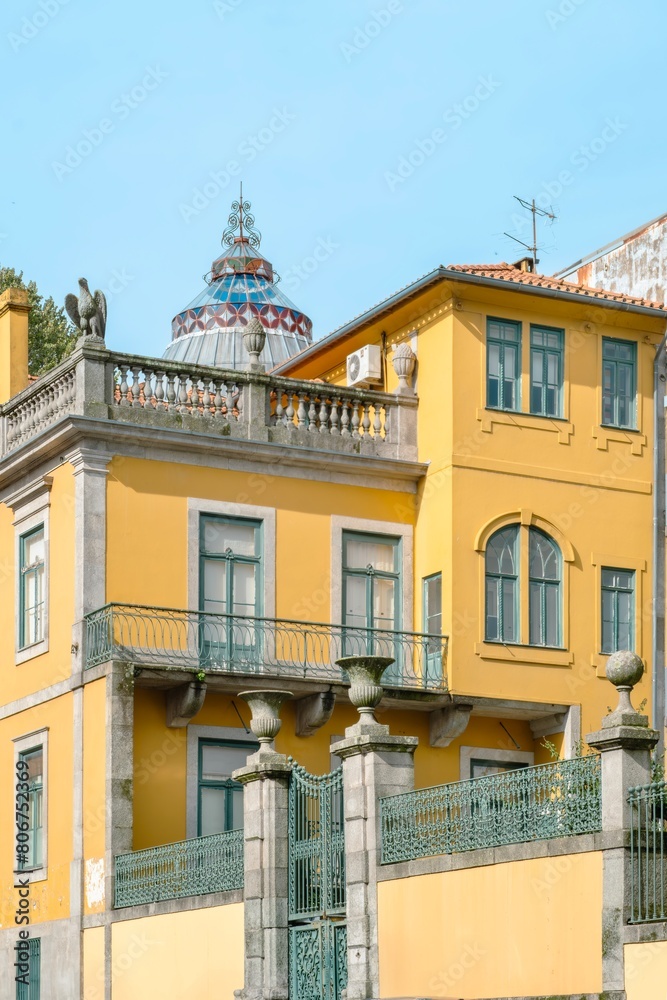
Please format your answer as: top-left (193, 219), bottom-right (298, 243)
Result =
top-left (295, 691), bottom-right (336, 738)
top-left (429, 703), bottom-right (473, 748)
top-left (166, 681), bottom-right (207, 728)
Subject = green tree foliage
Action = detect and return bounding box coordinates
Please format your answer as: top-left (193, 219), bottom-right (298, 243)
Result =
top-left (0, 266), bottom-right (77, 377)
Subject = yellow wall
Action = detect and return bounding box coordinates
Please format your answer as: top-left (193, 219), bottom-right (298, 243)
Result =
top-left (109, 904), bottom-right (243, 1000)
top-left (0, 462), bottom-right (76, 705)
top-left (625, 940), bottom-right (667, 998)
top-left (83, 925), bottom-right (105, 1000)
top-left (83, 678), bottom-right (107, 913)
top-left (0, 694), bottom-right (73, 924)
top-left (378, 852), bottom-right (603, 998)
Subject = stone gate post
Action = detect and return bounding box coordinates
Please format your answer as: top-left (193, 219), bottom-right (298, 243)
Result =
top-left (233, 690), bottom-right (293, 1000)
top-left (587, 651), bottom-right (658, 996)
top-left (331, 657), bottom-right (418, 1000)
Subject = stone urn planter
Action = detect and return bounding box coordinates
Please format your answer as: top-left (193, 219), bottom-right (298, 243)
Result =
top-left (238, 689), bottom-right (293, 748)
top-left (603, 649), bottom-right (645, 726)
top-left (391, 342), bottom-right (416, 393)
top-left (335, 655), bottom-right (394, 723)
top-left (243, 318), bottom-right (266, 369)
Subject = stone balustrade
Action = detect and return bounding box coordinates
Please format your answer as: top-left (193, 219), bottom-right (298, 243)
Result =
top-left (0, 344), bottom-right (419, 462)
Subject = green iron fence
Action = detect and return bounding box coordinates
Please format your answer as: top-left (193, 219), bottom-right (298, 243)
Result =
top-left (629, 781), bottom-right (667, 923)
top-left (114, 829), bottom-right (244, 907)
top-left (380, 754), bottom-right (602, 864)
top-left (85, 603), bottom-right (447, 690)
top-left (288, 762), bottom-right (346, 920)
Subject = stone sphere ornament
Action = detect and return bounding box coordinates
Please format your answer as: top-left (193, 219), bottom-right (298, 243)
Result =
top-left (238, 689), bottom-right (293, 748)
top-left (603, 650), bottom-right (646, 726)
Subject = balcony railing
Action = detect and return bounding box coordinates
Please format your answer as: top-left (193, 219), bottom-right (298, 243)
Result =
top-left (85, 603), bottom-right (448, 691)
top-left (380, 754), bottom-right (602, 864)
top-left (629, 781), bottom-right (667, 923)
top-left (0, 344), bottom-right (419, 462)
top-left (114, 829), bottom-right (244, 907)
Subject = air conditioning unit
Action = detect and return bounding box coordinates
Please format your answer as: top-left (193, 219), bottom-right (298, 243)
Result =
top-left (346, 345), bottom-right (382, 387)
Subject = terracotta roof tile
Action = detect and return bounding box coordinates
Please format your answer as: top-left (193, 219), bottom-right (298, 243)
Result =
top-left (447, 262), bottom-right (666, 311)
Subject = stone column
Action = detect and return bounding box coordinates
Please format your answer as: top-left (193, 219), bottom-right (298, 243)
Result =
top-left (331, 657), bottom-right (418, 1000)
top-left (587, 651), bottom-right (658, 995)
top-left (233, 691), bottom-right (293, 1000)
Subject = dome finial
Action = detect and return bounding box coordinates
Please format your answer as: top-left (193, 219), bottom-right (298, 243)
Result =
top-left (222, 184), bottom-right (262, 249)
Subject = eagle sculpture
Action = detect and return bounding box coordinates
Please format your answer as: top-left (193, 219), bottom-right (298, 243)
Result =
top-left (65, 278), bottom-right (107, 341)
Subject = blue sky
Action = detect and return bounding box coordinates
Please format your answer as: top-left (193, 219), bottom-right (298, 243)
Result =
top-left (1, 0), bottom-right (665, 357)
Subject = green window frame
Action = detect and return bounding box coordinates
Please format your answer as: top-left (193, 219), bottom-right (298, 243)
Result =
top-left (485, 526), bottom-right (519, 643)
top-left (197, 739), bottom-right (257, 835)
top-left (342, 532), bottom-right (401, 634)
top-left (422, 573), bottom-right (442, 680)
top-left (470, 758), bottom-right (529, 778)
top-left (530, 326), bottom-right (564, 417)
top-left (19, 526), bottom-right (45, 649)
top-left (602, 338), bottom-right (637, 429)
top-left (16, 937), bottom-right (40, 1000)
top-left (601, 568), bottom-right (635, 654)
top-left (199, 515), bottom-right (262, 662)
top-left (528, 529), bottom-right (562, 647)
top-left (486, 318), bottom-right (521, 412)
top-left (18, 747), bottom-right (44, 871)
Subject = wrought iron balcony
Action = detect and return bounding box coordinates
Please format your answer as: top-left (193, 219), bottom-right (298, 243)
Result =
top-left (85, 603), bottom-right (448, 691)
top-left (380, 754), bottom-right (601, 863)
top-left (114, 829), bottom-right (244, 907)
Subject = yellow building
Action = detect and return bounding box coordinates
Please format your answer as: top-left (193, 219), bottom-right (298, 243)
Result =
top-left (1, 205), bottom-right (666, 1000)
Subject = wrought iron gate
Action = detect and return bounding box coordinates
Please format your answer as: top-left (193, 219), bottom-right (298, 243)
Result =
top-left (288, 762), bottom-right (347, 1000)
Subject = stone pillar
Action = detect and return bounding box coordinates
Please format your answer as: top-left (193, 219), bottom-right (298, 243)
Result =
top-left (332, 657), bottom-right (418, 1000)
top-left (587, 651), bottom-right (658, 995)
top-left (0, 287), bottom-right (29, 403)
top-left (233, 690), bottom-right (293, 1000)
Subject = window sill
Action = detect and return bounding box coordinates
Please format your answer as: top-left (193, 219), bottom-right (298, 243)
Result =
top-left (475, 642), bottom-right (573, 666)
top-left (477, 408), bottom-right (573, 444)
top-left (16, 639), bottom-right (49, 665)
top-left (593, 425), bottom-right (645, 455)
top-left (14, 866), bottom-right (47, 886)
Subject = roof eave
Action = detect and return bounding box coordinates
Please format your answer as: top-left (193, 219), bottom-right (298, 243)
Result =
top-left (271, 268), bottom-right (666, 375)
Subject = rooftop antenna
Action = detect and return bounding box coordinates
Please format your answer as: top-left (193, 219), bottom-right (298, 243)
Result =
top-left (503, 196), bottom-right (556, 271)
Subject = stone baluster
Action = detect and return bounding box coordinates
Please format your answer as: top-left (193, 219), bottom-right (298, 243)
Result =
top-left (318, 396), bottom-right (329, 433)
top-left (154, 371), bottom-right (165, 410)
top-left (191, 379), bottom-right (201, 416)
top-left (177, 374), bottom-right (189, 414)
top-left (118, 365), bottom-right (130, 407)
top-left (274, 386), bottom-right (285, 426)
top-left (307, 396), bottom-right (318, 432)
top-left (201, 380), bottom-right (212, 417)
top-left (373, 403), bottom-right (383, 439)
top-left (212, 379), bottom-right (224, 419)
top-left (165, 371), bottom-right (177, 412)
top-left (340, 398), bottom-right (350, 436)
top-left (129, 366), bottom-right (141, 408)
top-left (351, 402), bottom-right (361, 438)
top-left (330, 397), bottom-right (340, 435)
top-left (296, 392), bottom-right (307, 430)
top-left (285, 389), bottom-right (295, 429)
top-left (361, 401), bottom-right (371, 438)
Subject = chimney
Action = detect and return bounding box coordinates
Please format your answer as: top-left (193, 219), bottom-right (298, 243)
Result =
top-left (0, 287), bottom-right (30, 403)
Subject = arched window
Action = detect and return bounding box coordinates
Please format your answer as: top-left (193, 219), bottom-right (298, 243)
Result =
top-left (529, 529), bottom-right (561, 647)
top-left (485, 526), bottom-right (518, 642)
top-left (484, 524), bottom-right (562, 647)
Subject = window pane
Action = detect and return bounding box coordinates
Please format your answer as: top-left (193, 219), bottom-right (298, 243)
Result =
top-left (202, 560), bottom-right (227, 612)
top-left (232, 562), bottom-right (257, 615)
top-left (344, 576), bottom-right (367, 629)
top-left (501, 578), bottom-right (516, 641)
top-left (487, 527), bottom-right (517, 575)
top-left (529, 530), bottom-right (559, 580)
top-left (529, 581), bottom-right (542, 645)
top-left (203, 518), bottom-right (257, 556)
top-left (23, 530), bottom-right (44, 568)
top-left (231, 787), bottom-right (244, 830)
top-left (424, 575), bottom-right (442, 634)
top-left (486, 577), bottom-right (499, 640)
top-left (373, 578), bottom-right (395, 630)
top-left (200, 787), bottom-right (228, 835)
top-left (545, 583), bottom-right (559, 647)
top-left (345, 537), bottom-right (396, 572)
top-left (201, 743), bottom-right (249, 779)
top-left (20, 748), bottom-right (43, 869)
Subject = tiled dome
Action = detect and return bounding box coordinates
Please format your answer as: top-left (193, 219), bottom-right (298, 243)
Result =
top-left (164, 194), bottom-right (312, 370)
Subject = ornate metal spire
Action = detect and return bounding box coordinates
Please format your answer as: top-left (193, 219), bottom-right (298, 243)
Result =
top-left (222, 184), bottom-right (262, 249)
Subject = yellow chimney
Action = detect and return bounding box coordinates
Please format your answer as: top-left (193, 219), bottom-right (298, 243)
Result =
top-left (0, 287), bottom-right (30, 403)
